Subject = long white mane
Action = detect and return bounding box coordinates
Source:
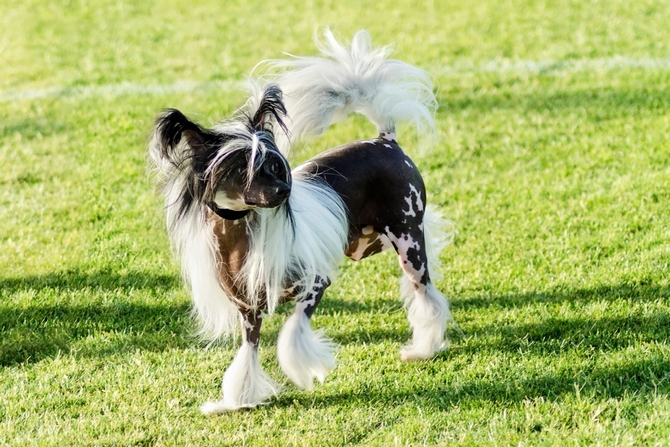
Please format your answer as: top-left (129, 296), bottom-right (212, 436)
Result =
top-left (239, 174), bottom-right (348, 314)
top-left (175, 173), bottom-right (347, 341)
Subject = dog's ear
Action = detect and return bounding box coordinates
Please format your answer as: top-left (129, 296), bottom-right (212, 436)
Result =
top-left (151, 109), bottom-right (220, 172)
top-left (150, 109), bottom-right (223, 218)
top-left (154, 109), bottom-right (204, 159)
top-left (250, 85), bottom-right (289, 137)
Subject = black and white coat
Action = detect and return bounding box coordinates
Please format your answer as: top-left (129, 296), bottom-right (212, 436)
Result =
top-left (150, 30), bottom-right (454, 413)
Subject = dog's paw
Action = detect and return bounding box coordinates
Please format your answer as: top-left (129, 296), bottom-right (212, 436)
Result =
top-left (278, 313), bottom-right (337, 389)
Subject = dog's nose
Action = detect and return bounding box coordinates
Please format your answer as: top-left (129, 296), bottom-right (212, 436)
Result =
top-left (275, 185), bottom-right (290, 199)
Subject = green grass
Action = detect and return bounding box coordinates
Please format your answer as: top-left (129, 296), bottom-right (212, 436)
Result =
top-left (2, 0), bottom-right (670, 445)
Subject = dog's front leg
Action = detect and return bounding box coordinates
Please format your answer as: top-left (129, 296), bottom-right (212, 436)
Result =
top-left (200, 310), bottom-right (280, 414)
top-left (277, 277), bottom-right (337, 389)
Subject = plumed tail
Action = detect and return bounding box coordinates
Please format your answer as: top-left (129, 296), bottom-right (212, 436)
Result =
top-left (264, 29), bottom-right (437, 154)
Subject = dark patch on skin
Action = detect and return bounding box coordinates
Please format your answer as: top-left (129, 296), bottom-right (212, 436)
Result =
top-left (405, 245), bottom-right (428, 285)
top-left (241, 310), bottom-right (263, 347)
top-left (344, 237), bottom-right (362, 258)
top-left (281, 277), bottom-right (331, 318)
top-left (302, 277), bottom-right (331, 319)
top-left (345, 228), bottom-right (387, 260)
top-left (361, 238), bottom-right (385, 258)
top-left (401, 183), bottom-right (423, 219)
top-left (384, 225), bottom-right (430, 288)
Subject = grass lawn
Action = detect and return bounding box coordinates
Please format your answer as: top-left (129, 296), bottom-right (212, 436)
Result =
top-left (2, 0), bottom-right (670, 445)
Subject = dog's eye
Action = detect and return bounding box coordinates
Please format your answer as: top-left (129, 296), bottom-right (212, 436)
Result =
top-left (236, 166), bottom-right (245, 175)
top-left (269, 162), bottom-right (280, 174)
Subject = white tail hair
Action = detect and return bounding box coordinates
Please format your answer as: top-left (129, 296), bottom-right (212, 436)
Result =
top-left (264, 29), bottom-right (437, 154)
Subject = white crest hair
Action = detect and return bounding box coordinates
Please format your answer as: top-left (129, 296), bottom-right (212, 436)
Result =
top-left (263, 29), bottom-right (438, 154)
top-left (210, 81), bottom-right (289, 189)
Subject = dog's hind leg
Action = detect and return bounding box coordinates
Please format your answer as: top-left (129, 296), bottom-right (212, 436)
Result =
top-left (384, 224), bottom-right (451, 361)
top-left (277, 277), bottom-right (337, 389)
top-left (200, 310), bottom-right (280, 414)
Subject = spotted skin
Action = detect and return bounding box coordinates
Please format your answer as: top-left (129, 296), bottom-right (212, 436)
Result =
top-left (204, 132), bottom-right (443, 410)
top-left (345, 225), bottom-right (393, 261)
top-left (298, 134), bottom-right (432, 294)
top-left (282, 276), bottom-right (331, 318)
top-left (213, 133), bottom-right (435, 334)
top-left (241, 310), bottom-right (263, 348)
top-left (384, 229), bottom-right (428, 291)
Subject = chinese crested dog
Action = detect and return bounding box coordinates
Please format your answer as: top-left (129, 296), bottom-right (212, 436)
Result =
top-left (149, 30), bottom-right (454, 413)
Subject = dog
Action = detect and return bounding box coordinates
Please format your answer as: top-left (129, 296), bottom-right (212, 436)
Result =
top-left (149, 30), bottom-right (454, 414)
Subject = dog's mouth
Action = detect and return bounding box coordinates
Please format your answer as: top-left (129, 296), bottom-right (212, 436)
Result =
top-left (211, 185), bottom-right (290, 212)
top-left (213, 190), bottom-right (253, 211)
top-left (244, 184), bottom-right (291, 209)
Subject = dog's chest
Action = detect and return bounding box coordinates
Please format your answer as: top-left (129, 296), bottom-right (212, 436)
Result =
top-left (209, 212), bottom-right (249, 291)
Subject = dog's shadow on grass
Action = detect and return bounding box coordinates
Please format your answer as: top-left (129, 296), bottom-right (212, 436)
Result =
top-left (0, 269), bottom-right (402, 367)
top-left (277, 353), bottom-right (670, 413)
top-left (3, 268), bottom-right (669, 413)
top-left (0, 269), bottom-right (193, 367)
top-left (456, 281), bottom-right (670, 355)
top-left (278, 280), bottom-right (670, 410)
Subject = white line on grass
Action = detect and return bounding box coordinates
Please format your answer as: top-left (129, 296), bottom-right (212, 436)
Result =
top-left (0, 80), bottom-right (238, 102)
top-left (2, 56), bottom-right (670, 102)
top-left (436, 56), bottom-right (670, 76)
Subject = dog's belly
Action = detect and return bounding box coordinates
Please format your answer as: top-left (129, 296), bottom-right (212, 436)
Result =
top-left (345, 225), bottom-right (393, 261)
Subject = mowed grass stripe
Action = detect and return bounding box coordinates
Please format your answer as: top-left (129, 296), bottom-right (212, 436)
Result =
top-left (3, 56), bottom-right (670, 102)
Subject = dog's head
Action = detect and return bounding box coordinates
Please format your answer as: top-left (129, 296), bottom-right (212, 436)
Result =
top-left (151, 85), bottom-right (291, 218)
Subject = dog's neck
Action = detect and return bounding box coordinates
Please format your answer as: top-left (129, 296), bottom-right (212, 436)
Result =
top-left (208, 203), bottom-right (251, 221)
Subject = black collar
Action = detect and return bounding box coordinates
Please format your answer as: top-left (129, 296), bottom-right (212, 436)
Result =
top-left (208, 203), bottom-right (251, 221)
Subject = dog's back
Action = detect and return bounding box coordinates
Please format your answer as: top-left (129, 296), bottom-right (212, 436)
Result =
top-left (296, 137), bottom-right (424, 228)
